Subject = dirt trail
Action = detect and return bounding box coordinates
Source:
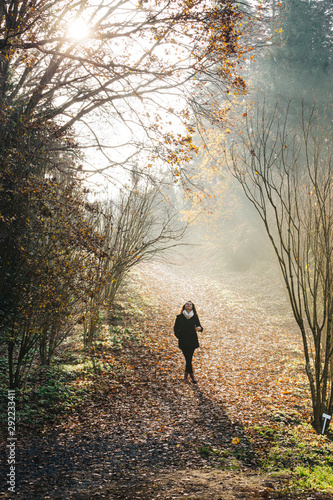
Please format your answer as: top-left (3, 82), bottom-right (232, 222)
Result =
top-left (139, 261), bottom-right (308, 428)
top-left (2, 260), bottom-right (329, 499)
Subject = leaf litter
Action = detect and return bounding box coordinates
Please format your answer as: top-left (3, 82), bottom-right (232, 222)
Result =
top-left (1, 260), bottom-right (333, 499)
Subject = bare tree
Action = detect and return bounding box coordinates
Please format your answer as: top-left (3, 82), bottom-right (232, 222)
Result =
top-left (82, 177), bottom-right (187, 344)
top-left (105, 180), bottom-right (187, 302)
top-left (229, 101), bottom-right (333, 432)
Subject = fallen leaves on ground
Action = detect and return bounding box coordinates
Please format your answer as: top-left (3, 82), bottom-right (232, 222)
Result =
top-left (1, 260), bottom-right (333, 499)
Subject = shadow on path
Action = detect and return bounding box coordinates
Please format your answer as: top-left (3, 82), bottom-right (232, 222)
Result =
top-left (0, 334), bottom-right (257, 499)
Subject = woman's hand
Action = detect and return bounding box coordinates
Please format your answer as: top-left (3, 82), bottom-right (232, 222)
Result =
top-left (195, 326), bottom-right (202, 332)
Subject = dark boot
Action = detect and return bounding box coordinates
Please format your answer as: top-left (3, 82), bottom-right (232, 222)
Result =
top-left (190, 373), bottom-right (197, 384)
top-left (184, 371), bottom-right (189, 382)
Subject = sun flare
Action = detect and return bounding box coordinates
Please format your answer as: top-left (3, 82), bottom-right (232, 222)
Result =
top-left (67, 19), bottom-right (90, 41)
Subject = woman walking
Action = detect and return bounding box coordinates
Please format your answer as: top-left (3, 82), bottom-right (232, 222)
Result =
top-left (174, 301), bottom-right (203, 383)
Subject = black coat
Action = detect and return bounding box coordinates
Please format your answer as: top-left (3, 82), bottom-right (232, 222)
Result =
top-left (174, 313), bottom-right (203, 351)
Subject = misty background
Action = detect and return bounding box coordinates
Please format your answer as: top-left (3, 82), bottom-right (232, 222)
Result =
top-left (171, 0), bottom-right (332, 285)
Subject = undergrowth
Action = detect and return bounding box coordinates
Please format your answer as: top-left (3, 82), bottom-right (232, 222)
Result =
top-left (0, 275), bottom-right (150, 431)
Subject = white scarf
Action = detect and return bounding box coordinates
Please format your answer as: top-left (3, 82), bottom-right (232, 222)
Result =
top-left (183, 310), bottom-right (194, 319)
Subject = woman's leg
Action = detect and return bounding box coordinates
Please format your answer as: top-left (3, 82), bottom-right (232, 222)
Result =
top-left (181, 348), bottom-right (195, 374)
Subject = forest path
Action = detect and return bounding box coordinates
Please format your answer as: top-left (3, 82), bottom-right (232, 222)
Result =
top-left (138, 260), bottom-right (307, 430)
top-left (2, 260), bottom-right (329, 500)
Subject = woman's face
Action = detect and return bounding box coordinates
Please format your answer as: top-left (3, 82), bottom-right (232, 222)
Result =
top-left (184, 301), bottom-right (193, 312)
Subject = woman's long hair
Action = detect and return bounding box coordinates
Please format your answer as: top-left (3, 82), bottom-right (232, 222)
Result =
top-left (180, 301), bottom-right (198, 316)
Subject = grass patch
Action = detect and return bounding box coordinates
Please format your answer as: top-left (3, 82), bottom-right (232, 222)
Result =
top-left (294, 465), bottom-right (333, 492)
top-left (199, 445), bottom-right (213, 457)
top-left (248, 422), bottom-right (333, 494)
top-left (198, 445), bottom-right (237, 469)
top-left (261, 423), bottom-right (333, 471)
top-left (198, 437), bottom-right (256, 471)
